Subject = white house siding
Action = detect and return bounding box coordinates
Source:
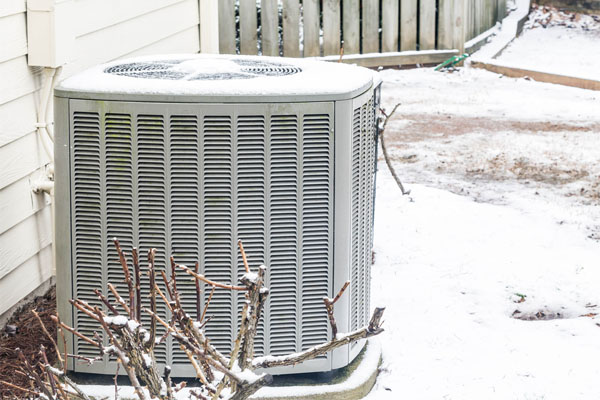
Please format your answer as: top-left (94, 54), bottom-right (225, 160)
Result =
top-left (0, 0), bottom-right (200, 318)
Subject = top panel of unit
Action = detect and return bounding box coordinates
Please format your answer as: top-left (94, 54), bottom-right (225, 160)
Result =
top-left (55, 54), bottom-right (375, 103)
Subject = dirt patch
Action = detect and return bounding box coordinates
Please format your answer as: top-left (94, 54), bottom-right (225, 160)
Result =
top-left (512, 309), bottom-right (565, 321)
top-left (0, 286), bottom-right (57, 398)
top-left (509, 158), bottom-right (589, 184)
top-left (386, 113), bottom-right (600, 144)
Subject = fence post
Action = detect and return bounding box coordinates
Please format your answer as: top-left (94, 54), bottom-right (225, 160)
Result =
top-left (400, 0), bottom-right (418, 51)
top-left (303, 0), bottom-right (320, 56)
top-left (362, 0), bottom-right (379, 53)
top-left (381, 0), bottom-right (399, 52)
top-left (438, 0), bottom-right (453, 49)
top-left (199, 0), bottom-right (219, 54)
top-left (218, 0), bottom-right (236, 54)
top-left (419, 0), bottom-right (437, 50)
top-left (239, 0), bottom-right (258, 54)
top-left (282, 0), bottom-right (300, 57)
top-left (452, 0), bottom-right (466, 55)
top-left (343, 0), bottom-right (360, 54)
top-left (262, 0), bottom-right (279, 56)
top-left (323, 0), bottom-right (341, 56)
top-left (497, 0), bottom-right (507, 21)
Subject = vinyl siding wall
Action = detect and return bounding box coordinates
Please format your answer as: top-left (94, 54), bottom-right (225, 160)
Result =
top-left (0, 0), bottom-right (200, 318)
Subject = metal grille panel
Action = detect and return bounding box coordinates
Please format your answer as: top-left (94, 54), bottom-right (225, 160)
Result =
top-left (71, 112), bottom-right (102, 358)
top-left (350, 94), bottom-right (376, 341)
top-left (69, 101), bottom-right (336, 373)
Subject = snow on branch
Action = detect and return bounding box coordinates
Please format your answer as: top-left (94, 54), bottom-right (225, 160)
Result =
top-left (23, 238), bottom-right (385, 400)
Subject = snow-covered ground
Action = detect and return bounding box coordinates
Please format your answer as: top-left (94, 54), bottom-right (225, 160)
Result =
top-left (367, 174), bottom-right (600, 400)
top-left (379, 66), bottom-right (600, 239)
top-left (496, 6), bottom-right (600, 80)
top-left (366, 62), bottom-right (600, 399)
top-left (498, 26), bottom-right (600, 80)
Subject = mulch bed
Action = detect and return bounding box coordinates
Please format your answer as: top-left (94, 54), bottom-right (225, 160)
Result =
top-left (0, 286), bottom-right (58, 398)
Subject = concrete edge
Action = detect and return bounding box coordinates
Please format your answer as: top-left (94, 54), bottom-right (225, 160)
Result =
top-left (470, 0), bottom-right (532, 61)
top-left (0, 276), bottom-right (55, 330)
top-left (469, 0), bottom-right (600, 92)
top-left (251, 339), bottom-right (382, 400)
top-left (79, 339), bottom-right (382, 400)
top-left (316, 50), bottom-right (460, 68)
top-left (465, 23), bottom-right (501, 55)
top-left (470, 60), bottom-right (600, 91)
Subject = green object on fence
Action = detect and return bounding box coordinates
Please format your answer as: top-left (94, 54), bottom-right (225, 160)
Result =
top-left (434, 53), bottom-right (469, 71)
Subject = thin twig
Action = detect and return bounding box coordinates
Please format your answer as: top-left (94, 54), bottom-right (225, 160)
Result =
top-left (39, 345), bottom-right (58, 397)
top-left (132, 247), bottom-right (142, 321)
top-left (379, 104), bottom-right (410, 195)
top-left (200, 286), bottom-right (216, 323)
top-left (253, 307), bottom-right (386, 369)
top-left (33, 310), bottom-right (64, 370)
top-left (0, 380), bottom-right (41, 396)
top-left (147, 248), bottom-right (157, 351)
top-left (323, 282), bottom-right (350, 338)
top-left (177, 264), bottom-right (248, 291)
top-left (56, 314), bottom-right (68, 376)
top-left (114, 362), bottom-right (120, 400)
top-left (94, 289), bottom-right (120, 316)
top-left (108, 283), bottom-right (131, 315)
top-left (330, 281), bottom-right (350, 305)
top-left (238, 240), bottom-right (250, 274)
top-left (194, 261), bottom-right (202, 321)
top-left (51, 316), bottom-right (100, 348)
top-left (113, 238), bottom-right (135, 319)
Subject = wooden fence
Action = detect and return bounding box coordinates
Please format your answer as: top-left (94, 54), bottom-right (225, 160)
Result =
top-left (218, 0), bottom-right (507, 59)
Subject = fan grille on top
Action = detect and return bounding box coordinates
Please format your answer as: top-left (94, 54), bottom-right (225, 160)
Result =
top-left (104, 58), bottom-right (302, 80)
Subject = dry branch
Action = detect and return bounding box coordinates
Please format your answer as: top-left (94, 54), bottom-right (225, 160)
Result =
top-left (113, 238), bottom-right (135, 319)
top-left (253, 307), bottom-right (385, 370)
top-left (379, 103), bottom-right (410, 195)
top-left (30, 238), bottom-right (385, 400)
top-left (323, 281), bottom-right (350, 337)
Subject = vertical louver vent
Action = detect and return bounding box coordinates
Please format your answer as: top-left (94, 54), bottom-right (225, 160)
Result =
top-left (350, 95), bottom-right (376, 345)
top-left (69, 101), bottom-right (336, 370)
top-left (301, 115), bottom-right (331, 356)
top-left (72, 112), bottom-right (102, 358)
top-left (137, 115), bottom-right (168, 363)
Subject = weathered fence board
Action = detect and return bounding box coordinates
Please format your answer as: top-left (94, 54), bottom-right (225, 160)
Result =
top-left (473, 0), bottom-right (481, 36)
top-left (282, 0), bottom-right (300, 57)
top-left (438, 0), bottom-right (454, 49)
top-left (464, 0), bottom-right (474, 41)
top-left (381, 0), bottom-right (399, 52)
top-left (218, 0), bottom-right (235, 54)
top-left (239, 0), bottom-right (258, 55)
top-left (362, 0), bottom-right (379, 53)
top-left (400, 0), bottom-right (418, 51)
top-left (323, 0), bottom-right (341, 56)
top-left (419, 0), bottom-right (437, 50)
top-left (303, 0), bottom-right (320, 56)
top-left (342, 0), bottom-right (360, 54)
top-left (261, 0), bottom-right (278, 56)
top-left (452, 0), bottom-right (466, 52)
top-left (498, 0), bottom-right (507, 21)
top-left (214, 0), bottom-right (503, 65)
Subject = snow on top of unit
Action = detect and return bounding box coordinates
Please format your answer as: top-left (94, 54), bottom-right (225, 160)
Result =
top-left (58, 54), bottom-right (375, 98)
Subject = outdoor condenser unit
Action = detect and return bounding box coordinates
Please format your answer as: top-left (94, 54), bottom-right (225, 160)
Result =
top-left (55, 54), bottom-right (380, 377)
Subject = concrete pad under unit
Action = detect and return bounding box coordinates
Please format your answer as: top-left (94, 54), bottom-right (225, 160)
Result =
top-left (78, 339), bottom-right (382, 400)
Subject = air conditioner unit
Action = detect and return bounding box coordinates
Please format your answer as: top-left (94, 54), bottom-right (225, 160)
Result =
top-left (54, 54), bottom-right (380, 377)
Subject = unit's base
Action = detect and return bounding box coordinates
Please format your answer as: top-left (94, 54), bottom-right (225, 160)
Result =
top-left (251, 340), bottom-right (381, 400)
top-left (76, 339), bottom-right (382, 400)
